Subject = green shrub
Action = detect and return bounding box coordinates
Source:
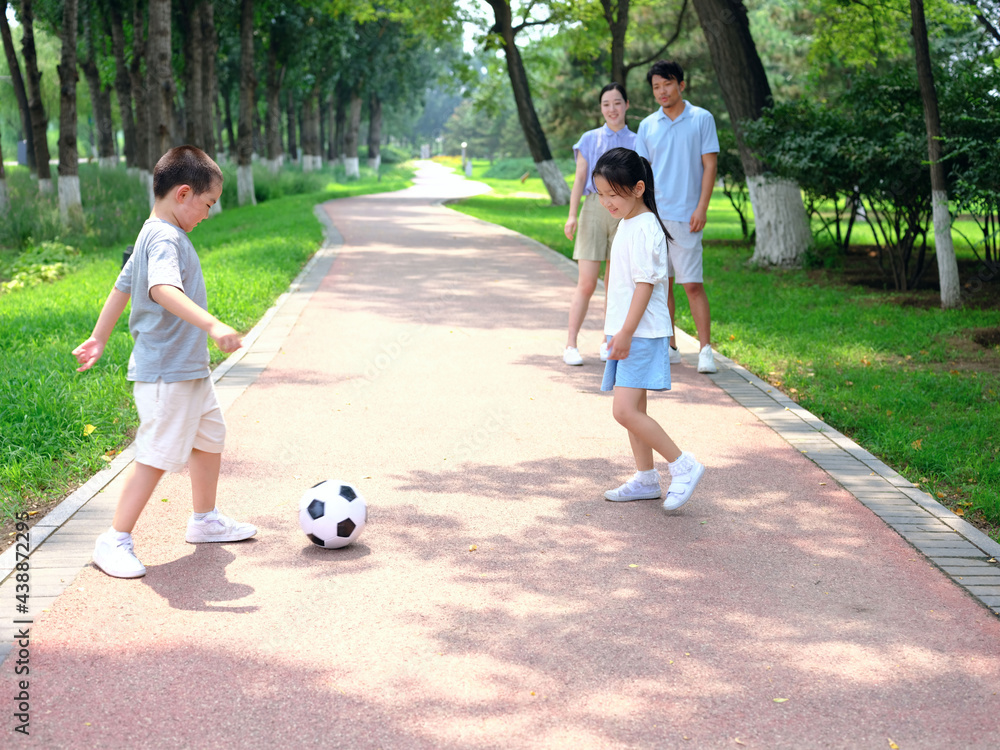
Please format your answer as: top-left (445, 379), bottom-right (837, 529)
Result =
top-left (482, 157), bottom-right (576, 181)
top-left (1, 241), bottom-right (81, 294)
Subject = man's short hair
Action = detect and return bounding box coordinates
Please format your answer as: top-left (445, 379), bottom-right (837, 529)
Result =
top-left (152, 145), bottom-right (223, 199)
top-left (646, 60), bottom-right (685, 86)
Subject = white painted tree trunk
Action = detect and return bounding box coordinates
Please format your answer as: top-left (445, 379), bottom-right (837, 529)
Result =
top-left (139, 170), bottom-right (154, 210)
top-left (344, 156), bottom-right (360, 179)
top-left (367, 155), bottom-right (381, 171)
top-left (58, 174), bottom-right (83, 223)
top-left (263, 156), bottom-right (283, 175)
top-left (38, 178), bottom-right (54, 195)
top-left (209, 198), bottom-right (222, 217)
top-left (746, 174), bottom-right (812, 267)
top-left (302, 155), bottom-right (316, 173)
top-left (237, 164), bottom-right (256, 206)
top-left (0, 179), bottom-right (8, 215)
top-left (98, 156), bottom-right (118, 170)
top-left (932, 190), bottom-right (960, 309)
top-left (535, 159), bottom-right (570, 205)
top-left (127, 167), bottom-right (139, 178)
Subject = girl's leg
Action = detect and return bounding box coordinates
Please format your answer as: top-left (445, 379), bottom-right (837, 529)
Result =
top-left (613, 387), bottom-right (682, 465)
top-left (112, 462), bottom-right (165, 532)
top-left (567, 259), bottom-right (601, 348)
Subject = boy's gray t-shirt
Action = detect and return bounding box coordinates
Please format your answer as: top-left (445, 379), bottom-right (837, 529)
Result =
top-left (114, 218), bottom-right (210, 383)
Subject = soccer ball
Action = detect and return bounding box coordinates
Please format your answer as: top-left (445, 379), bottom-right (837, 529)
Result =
top-left (299, 480), bottom-right (367, 549)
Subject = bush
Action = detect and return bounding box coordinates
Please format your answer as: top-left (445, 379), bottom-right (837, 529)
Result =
top-left (482, 157), bottom-right (576, 181)
top-left (1, 241), bottom-right (80, 293)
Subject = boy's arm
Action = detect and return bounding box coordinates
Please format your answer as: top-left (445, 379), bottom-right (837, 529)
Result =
top-left (150, 284), bottom-right (243, 353)
top-left (608, 282), bottom-right (654, 360)
top-left (73, 287), bottom-right (130, 372)
top-left (690, 152), bottom-right (718, 233)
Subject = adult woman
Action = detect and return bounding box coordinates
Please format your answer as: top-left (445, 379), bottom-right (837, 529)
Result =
top-left (562, 82), bottom-right (637, 366)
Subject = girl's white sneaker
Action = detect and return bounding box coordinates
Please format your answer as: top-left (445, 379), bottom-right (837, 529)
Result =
top-left (663, 453), bottom-right (705, 510)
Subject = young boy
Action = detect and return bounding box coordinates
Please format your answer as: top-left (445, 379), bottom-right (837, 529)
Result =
top-left (73, 145), bottom-right (257, 579)
top-left (635, 60), bottom-right (719, 374)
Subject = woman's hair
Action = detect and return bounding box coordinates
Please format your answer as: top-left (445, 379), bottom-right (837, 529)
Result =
top-left (592, 147), bottom-right (671, 241)
top-left (599, 82), bottom-right (628, 104)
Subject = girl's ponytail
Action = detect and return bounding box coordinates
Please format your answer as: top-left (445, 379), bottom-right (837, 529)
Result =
top-left (639, 157), bottom-right (671, 242)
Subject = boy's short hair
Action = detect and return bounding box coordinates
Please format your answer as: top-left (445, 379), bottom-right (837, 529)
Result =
top-left (646, 60), bottom-right (685, 86)
top-left (153, 145), bottom-right (223, 199)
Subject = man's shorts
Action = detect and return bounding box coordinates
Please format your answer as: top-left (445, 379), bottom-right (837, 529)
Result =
top-left (133, 377), bottom-right (226, 472)
top-left (601, 336), bottom-right (671, 392)
top-left (573, 195), bottom-right (620, 262)
top-left (664, 219), bottom-right (704, 284)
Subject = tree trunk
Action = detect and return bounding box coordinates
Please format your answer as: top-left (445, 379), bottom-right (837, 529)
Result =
top-left (910, 0), bottom-right (960, 309)
top-left (367, 92), bottom-right (382, 171)
top-left (285, 90), bottom-right (297, 163)
top-left (326, 94), bottom-right (336, 162)
top-left (237, 0), bottom-right (256, 205)
top-left (485, 0), bottom-right (569, 204)
top-left (223, 86), bottom-right (237, 157)
top-left (57, 0), bottom-right (82, 223)
top-left (20, 0), bottom-right (53, 191)
top-left (264, 40), bottom-right (285, 173)
top-left (201, 0), bottom-right (219, 161)
top-left (180, 0), bottom-right (205, 149)
top-left (130, 1), bottom-right (151, 180)
top-left (108, 7), bottom-right (136, 168)
top-left (301, 92), bottom-right (316, 172)
top-left (0, 128), bottom-right (7, 214)
top-left (147, 0), bottom-right (174, 163)
top-left (600, 0), bottom-right (629, 87)
top-left (334, 85), bottom-right (346, 163)
top-left (692, 0), bottom-right (811, 267)
top-left (343, 86), bottom-right (363, 179)
top-left (0, 10), bottom-right (35, 170)
top-left (81, 14), bottom-right (116, 169)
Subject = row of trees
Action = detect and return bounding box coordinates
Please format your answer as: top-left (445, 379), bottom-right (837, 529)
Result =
top-left (0, 0), bottom-right (464, 217)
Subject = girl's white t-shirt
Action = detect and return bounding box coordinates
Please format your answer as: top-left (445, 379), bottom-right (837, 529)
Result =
top-left (604, 211), bottom-right (672, 339)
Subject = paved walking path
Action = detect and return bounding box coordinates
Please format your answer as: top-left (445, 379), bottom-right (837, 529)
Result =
top-left (3, 162), bottom-right (1000, 748)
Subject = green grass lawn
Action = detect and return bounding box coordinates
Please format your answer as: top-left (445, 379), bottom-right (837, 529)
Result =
top-left (0, 165), bottom-right (414, 522)
top-left (449, 160), bottom-right (1000, 539)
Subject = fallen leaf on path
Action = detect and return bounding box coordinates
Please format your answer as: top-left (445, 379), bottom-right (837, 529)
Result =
top-left (773, 698), bottom-right (788, 703)
top-left (468, 545), bottom-right (477, 551)
top-left (888, 738), bottom-right (899, 749)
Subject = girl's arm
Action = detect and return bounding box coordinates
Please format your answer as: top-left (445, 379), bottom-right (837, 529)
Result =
top-left (73, 287), bottom-right (130, 371)
top-left (150, 284), bottom-right (243, 353)
top-left (608, 282), bottom-right (653, 360)
top-left (564, 152), bottom-right (590, 240)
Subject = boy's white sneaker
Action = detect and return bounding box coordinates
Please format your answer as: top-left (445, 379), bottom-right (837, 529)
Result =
top-left (93, 530), bottom-right (146, 578)
top-left (663, 453), bottom-right (705, 511)
top-left (186, 512), bottom-right (258, 543)
top-left (669, 345), bottom-right (681, 364)
top-left (563, 346), bottom-right (584, 366)
top-left (600, 342), bottom-right (609, 361)
top-left (605, 473), bottom-right (662, 502)
top-left (697, 344), bottom-right (718, 373)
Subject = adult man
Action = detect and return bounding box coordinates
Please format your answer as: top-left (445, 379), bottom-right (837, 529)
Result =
top-left (636, 60), bottom-right (719, 374)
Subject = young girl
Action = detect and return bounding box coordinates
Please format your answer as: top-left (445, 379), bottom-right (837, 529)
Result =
top-left (593, 147), bottom-right (705, 510)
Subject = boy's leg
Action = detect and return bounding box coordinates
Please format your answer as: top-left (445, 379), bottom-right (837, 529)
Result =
top-left (612, 386), bottom-right (682, 463)
top-left (567, 259), bottom-right (601, 348)
top-left (112, 462), bottom-right (166, 532)
top-left (189, 447), bottom-right (221, 514)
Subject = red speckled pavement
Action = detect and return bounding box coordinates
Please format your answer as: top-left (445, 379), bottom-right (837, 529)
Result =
top-left (4, 163), bottom-right (1000, 749)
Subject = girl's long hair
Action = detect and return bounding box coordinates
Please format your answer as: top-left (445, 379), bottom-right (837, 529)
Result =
top-left (592, 147), bottom-right (671, 242)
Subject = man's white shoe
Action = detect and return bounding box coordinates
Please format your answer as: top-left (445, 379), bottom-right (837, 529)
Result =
top-left (186, 512), bottom-right (258, 543)
top-left (669, 345), bottom-right (681, 365)
top-left (93, 530), bottom-right (146, 578)
top-left (563, 346), bottom-right (584, 366)
top-left (600, 342), bottom-right (609, 362)
top-left (697, 344), bottom-right (718, 374)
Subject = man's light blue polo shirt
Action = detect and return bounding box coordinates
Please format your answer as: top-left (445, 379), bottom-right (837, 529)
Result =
top-left (635, 101), bottom-right (719, 223)
top-left (573, 124), bottom-right (637, 195)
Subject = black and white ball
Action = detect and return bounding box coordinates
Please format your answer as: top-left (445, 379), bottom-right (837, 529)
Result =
top-left (299, 480), bottom-right (367, 549)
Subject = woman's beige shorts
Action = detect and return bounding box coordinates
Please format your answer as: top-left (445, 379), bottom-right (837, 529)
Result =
top-left (573, 195), bottom-right (620, 262)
